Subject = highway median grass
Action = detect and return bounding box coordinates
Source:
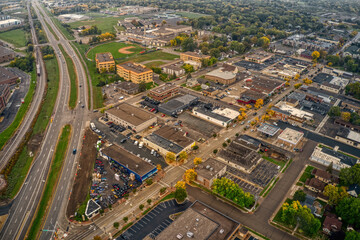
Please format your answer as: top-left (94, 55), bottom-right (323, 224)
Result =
top-left (26, 124), bottom-right (71, 240)
top-left (59, 44), bottom-right (78, 109)
top-left (0, 68), bottom-right (36, 150)
top-left (1, 53), bottom-right (60, 199)
top-left (45, 21), bottom-right (59, 41)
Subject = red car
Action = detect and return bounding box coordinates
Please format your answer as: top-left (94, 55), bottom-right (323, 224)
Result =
top-left (162, 114), bottom-right (166, 117)
top-left (150, 108), bottom-right (155, 112)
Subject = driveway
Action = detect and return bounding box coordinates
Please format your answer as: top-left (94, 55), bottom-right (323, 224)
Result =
top-left (118, 199), bottom-right (191, 240)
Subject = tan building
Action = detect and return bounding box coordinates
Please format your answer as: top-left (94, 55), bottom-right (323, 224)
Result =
top-left (95, 52), bottom-right (115, 72)
top-left (149, 83), bottom-right (179, 101)
top-left (277, 127), bottom-right (304, 149)
top-left (180, 51), bottom-right (210, 68)
top-left (195, 158), bottom-right (227, 189)
top-left (205, 64), bottom-right (238, 85)
top-left (105, 103), bottom-right (157, 132)
top-left (117, 62), bottom-right (153, 84)
top-left (245, 51), bottom-right (273, 63)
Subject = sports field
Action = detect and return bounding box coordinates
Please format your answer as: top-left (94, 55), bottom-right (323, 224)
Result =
top-left (87, 42), bottom-right (143, 60)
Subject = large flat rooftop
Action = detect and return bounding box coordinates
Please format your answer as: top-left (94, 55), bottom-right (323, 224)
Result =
top-left (95, 52), bottom-right (114, 62)
top-left (278, 128), bottom-right (304, 145)
top-left (117, 62), bottom-right (152, 74)
top-left (257, 123), bottom-right (280, 136)
top-left (155, 201), bottom-right (239, 240)
top-left (106, 103), bottom-right (156, 126)
top-left (101, 145), bottom-right (155, 176)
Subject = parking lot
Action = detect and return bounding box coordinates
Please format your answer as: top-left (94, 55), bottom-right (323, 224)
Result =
top-left (118, 199), bottom-right (192, 240)
top-left (234, 60), bottom-right (267, 71)
top-left (224, 173), bottom-right (262, 196)
top-left (93, 119), bottom-right (167, 169)
top-left (103, 83), bottom-right (131, 105)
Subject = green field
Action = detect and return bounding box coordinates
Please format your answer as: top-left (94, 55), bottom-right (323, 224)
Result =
top-left (26, 124), bottom-right (71, 240)
top-left (87, 42), bottom-right (143, 60)
top-left (299, 165), bottom-right (315, 183)
top-left (119, 51), bottom-right (179, 63)
top-left (0, 29), bottom-right (27, 48)
top-left (69, 16), bottom-right (126, 33)
top-left (59, 45), bottom-right (77, 109)
top-left (144, 61), bottom-right (166, 68)
top-left (0, 69), bottom-right (36, 150)
top-left (176, 11), bottom-right (208, 18)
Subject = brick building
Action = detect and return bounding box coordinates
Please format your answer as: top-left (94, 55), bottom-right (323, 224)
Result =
top-left (148, 83), bottom-right (179, 101)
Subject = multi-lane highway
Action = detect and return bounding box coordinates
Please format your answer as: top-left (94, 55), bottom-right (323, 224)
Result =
top-left (0, 0), bottom-right (90, 239)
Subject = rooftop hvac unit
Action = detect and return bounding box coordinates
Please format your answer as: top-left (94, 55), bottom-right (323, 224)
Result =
top-left (186, 231), bottom-right (194, 238)
top-left (206, 165), bottom-right (210, 169)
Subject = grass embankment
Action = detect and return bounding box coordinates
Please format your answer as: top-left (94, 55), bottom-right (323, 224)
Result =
top-left (59, 44), bottom-right (78, 109)
top-left (0, 28), bottom-right (28, 48)
top-left (69, 16), bottom-right (128, 33)
top-left (0, 69), bottom-right (36, 150)
top-left (26, 125), bottom-right (71, 240)
top-left (1, 56), bottom-right (60, 199)
top-left (44, 21), bottom-right (59, 41)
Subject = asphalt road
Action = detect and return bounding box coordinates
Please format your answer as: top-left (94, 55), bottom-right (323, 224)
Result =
top-left (0, 70), bottom-right (30, 133)
top-left (0, 0), bottom-right (90, 239)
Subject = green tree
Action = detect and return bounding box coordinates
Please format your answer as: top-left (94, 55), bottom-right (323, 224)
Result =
top-left (328, 106), bottom-right (341, 117)
top-left (123, 216), bottom-right (128, 223)
top-left (182, 64), bottom-right (194, 73)
top-left (345, 230), bottom-right (360, 240)
top-left (181, 37), bottom-right (196, 52)
top-left (147, 199), bottom-right (152, 205)
top-left (174, 187), bottom-right (187, 202)
top-left (113, 222), bottom-right (120, 229)
top-left (336, 197), bottom-right (360, 227)
top-left (139, 204), bottom-right (144, 211)
top-left (323, 185), bottom-right (348, 205)
top-left (138, 81), bottom-right (147, 92)
top-left (340, 164), bottom-right (360, 186)
top-left (293, 190), bottom-right (306, 202)
top-left (258, 36), bottom-right (270, 49)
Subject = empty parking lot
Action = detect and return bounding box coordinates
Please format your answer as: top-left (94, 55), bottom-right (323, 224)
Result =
top-left (118, 199), bottom-right (191, 240)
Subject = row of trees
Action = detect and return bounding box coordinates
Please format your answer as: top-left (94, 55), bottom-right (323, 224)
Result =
top-left (346, 82), bottom-right (360, 100)
top-left (212, 177), bottom-right (254, 208)
top-left (79, 25), bottom-right (101, 36)
top-left (89, 32), bottom-right (115, 44)
top-left (328, 106), bottom-right (360, 126)
top-left (9, 55), bottom-right (35, 72)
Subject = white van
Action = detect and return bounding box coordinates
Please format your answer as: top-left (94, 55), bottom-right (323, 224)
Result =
top-left (138, 142), bottom-right (144, 148)
top-left (119, 96), bottom-right (124, 100)
top-left (151, 149), bottom-right (155, 155)
top-left (134, 141), bottom-right (138, 146)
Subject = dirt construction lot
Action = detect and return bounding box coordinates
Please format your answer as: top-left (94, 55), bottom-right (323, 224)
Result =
top-left (66, 128), bottom-right (98, 217)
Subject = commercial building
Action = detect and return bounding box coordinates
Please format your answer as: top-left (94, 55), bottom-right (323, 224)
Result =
top-left (238, 89), bottom-right (266, 105)
top-left (95, 52), bottom-right (115, 72)
top-left (272, 101), bottom-right (313, 124)
top-left (0, 19), bottom-right (21, 28)
top-left (0, 66), bottom-right (19, 85)
top-left (313, 73), bottom-right (349, 94)
top-left (336, 127), bottom-right (360, 148)
top-left (237, 135), bottom-right (262, 151)
top-left (0, 46), bottom-right (14, 63)
top-left (85, 199), bottom-right (101, 219)
top-left (117, 62), bottom-right (153, 84)
top-left (143, 125), bottom-right (195, 157)
top-left (310, 146), bottom-right (360, 170)
top-left (243, 76), bottom-right (285, 96)
top-left (100, 144), bottom-right (157, 183)
top-left (158, 94), bottom-right (198, 116)
top-left (218, 139), bottom-right (262, 173)
top-left (0, 84), bottom-right (10, 113)
top-left (257, 123), bottom-right (280, 137)
top-left (155, 201), bottom-right (240, 240)
top-left (195, 158), bottom-right (227, 189)
top-left (105, 103), bottom-right (157, 132)
top-left (161, 60), bottom-right (185, 77)
top-left (205, 65), bottom-right (238, 85)
top-left (245, 51), bottom-right (273, 63)
top-left (180, 52), bottom-right (210, 68)
top-left (116, 81), bottom-right (139, 95)
top-left (148, 83), bottom-right (179, 101)
top-left (277, 128), bottom-right (304, 149)
top-left (192, 104), bottom-right (239, 127)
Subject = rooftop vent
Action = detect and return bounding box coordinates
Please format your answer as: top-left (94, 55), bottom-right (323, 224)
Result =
top-left (210, 168), bottom-right (214, 171)
top-left (186, 231), bottom-right (194, 238)
top-left (206, 165), bottom-right (210, 169)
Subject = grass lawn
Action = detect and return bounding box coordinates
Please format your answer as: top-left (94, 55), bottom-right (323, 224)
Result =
top-left (59, 45), bottom-right (77, 109)
top-left (176, 11), bottom-right (208, 18)
top-left (299, 165), bottom-right (315, 183)
top-left (144, 61), bottom-right (166, 68)
top-left (69, 16), bottom-right (125, 33)
top-left (119, 51), bottom-right (179, 63)
top-left (87, 42), bottom-right (143, 60)
top-left (26, 125), bottom-right (71, 240)
top-left (0, 29), bottom-right (27, 48)
top-left (0, 68), bottom-right (36, 150)
top-left (262, 156), bottom-right (286, 168)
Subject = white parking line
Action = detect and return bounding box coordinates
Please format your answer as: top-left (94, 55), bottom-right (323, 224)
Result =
top-left (153, 209), bottom-right (160, 214)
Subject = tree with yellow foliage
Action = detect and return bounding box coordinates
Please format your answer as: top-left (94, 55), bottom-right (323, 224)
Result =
top-left (175, 181), bottom-right (186, 190)
top-left (261, 114), bottom-right (270, 121)
top-left (165, 152), bottom-right (176, 163)
top-left (341, 112), bottom-right (351, 122)
top-left (266, 109), bottom-right (275, 116)
top-left (294, 74), bottom-right (300, 81)
top-left (312, 51), bottom-right (320, 62)
top-left (303, 78), bottom-right (313, 85)
top-left (285, 81), bottom-right (290, 86)
top-left (157, 164), bottom-right (162, 171)
top-left (239, 107), bottom-right (246, 112)
top-left (184, 169), bottom-right (197, 183)
top-left (294, 83), bottom-right (303, 89)
top-left (193, 157), bottom-right (202, 166)
top-left (237, 111), bottom-right (247, 121)
top-left (178, 151), bottom-right (188, 161)
top-left (246, 104), bottom-right (252, 109)
top-left (254, 99), bottom-right (264, 109)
